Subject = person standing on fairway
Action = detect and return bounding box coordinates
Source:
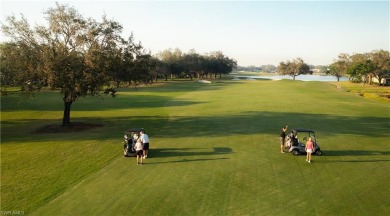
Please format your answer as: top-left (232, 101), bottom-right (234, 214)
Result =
top-left (305, 137), bottom-right (314, 163)
top-left (134, 139), bottom-right (144, 165)
top-left (140, 130), bottom-right (149, 159)
top-left (279, 125), bottom-right (288, 153)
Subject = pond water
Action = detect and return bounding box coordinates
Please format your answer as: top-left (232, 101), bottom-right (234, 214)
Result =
top-left (234, 74), bottom-right (349, 82)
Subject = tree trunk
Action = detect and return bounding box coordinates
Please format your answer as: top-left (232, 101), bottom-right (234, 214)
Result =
top-left (62, 101), bottom-right (73, 126)
top-left (368, 74), bottom-right (372, 85)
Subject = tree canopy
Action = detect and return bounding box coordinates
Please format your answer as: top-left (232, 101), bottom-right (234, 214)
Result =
top-left (1, 3), bottom-right (147, 125)
top-left (156, 49), bottom-right (237, 80)
top-left (329, 50), bottom-right (390, 85)
top-left (277, 58), bottom-right (311, 80)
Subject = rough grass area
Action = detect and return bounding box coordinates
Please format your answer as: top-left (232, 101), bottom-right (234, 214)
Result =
top-left (1, 80), bottom-right (389, 215)
top-left (334, 81), bottom-right (390, 102)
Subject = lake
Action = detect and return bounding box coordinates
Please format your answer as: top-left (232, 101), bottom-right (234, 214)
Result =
top-left (233, 74), bottom-right (349, 82)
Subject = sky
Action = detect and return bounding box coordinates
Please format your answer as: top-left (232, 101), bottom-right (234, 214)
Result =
top-left (1, 0), bottom-right (389, 66)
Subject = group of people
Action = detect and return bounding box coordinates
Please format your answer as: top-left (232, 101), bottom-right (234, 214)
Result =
top-left (279, 125), bottom-right (314, 163)
top-left (124, 130), bottom-right (149, 165)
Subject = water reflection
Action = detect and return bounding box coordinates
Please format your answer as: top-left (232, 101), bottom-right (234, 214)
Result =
top-left (234, 74), bottom-right (349, 82)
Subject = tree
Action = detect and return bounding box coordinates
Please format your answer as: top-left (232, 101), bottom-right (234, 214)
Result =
top-left (347, 60), bottom-right (375, 85)
top-left (0, 42), bottom-right (26, 89)
top-left (327, 53), bottom-right (351, 82)
top-left (328, 62), bottom-right (347, 82)
top-left (1, 15), bottom-right (45, 94)
top-left (208, 51), bottom-right (237, 78)
top-left (369, 50), bottom-right (390, 86)
top-left (157, 48), bottom-right (183, 80)
top-left (148, 56), bottom-right (165, 83)
top-left (111, 35), bottom-right (146, 87)
top-left (181, 51), bottom-right (204, 79)
top-left (277, 58), bottom-right (310, 80)
top-left (260, 64), bottom-right (276, 73)
top-left (2, 3), bottom-right (124, 126)
top-left (133, 49), bottom-right (153, 85)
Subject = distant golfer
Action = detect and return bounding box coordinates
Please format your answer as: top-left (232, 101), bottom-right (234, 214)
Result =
top-left (279, 125), bottom-right (288, 153)
top-left (305, 137), bottom-right (314, 163)
top-left (140, 130), bottom-right (149, 159)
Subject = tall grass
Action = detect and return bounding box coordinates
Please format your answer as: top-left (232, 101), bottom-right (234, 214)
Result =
top-left (1, 80), bottom-right (389, 215)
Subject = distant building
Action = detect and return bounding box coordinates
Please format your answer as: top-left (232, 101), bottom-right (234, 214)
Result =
top-left (372, 77), bottom-right (390, 85)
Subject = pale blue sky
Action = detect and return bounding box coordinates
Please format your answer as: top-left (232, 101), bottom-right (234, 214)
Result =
top-left (1, 0), bottom-right (389, 66)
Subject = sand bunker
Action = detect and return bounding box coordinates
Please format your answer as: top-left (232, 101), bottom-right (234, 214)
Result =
top-left (198, 80), bottom-right (211, 84)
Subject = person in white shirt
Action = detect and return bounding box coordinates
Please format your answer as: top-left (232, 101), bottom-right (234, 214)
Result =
top-left (134, 138), bottom-right (143, 165)
top-left (140, 130), bottom-right (149, 159)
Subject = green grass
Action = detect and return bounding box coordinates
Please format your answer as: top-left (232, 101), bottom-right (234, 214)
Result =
top-left (1, 80), bottom-right (389, 215)
top-left (334, 81), bottom-right (390, 102)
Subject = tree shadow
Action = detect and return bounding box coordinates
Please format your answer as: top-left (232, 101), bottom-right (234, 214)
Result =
top-left (145, 157), bottom-right (230, 164)
top-left (145, 147), bottom-right (232, 164)
top-left (154, 111), bottom-right (389, 138)
top-left (2, 109), bottom-right (389, 144)
top-left (313, 150), bottom-right (390, 163)
top-left (323, 150), bottom-right (390, 156)
top-left (317, 160), bottom-right (390, 163)
top-left (151, 147), bottom-right (233, 158)
top-left (0, 80), bottom-right (241, 112)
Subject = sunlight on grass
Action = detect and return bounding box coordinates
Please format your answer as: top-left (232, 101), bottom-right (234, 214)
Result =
top-left (1, 80), bottom-right (389, 215)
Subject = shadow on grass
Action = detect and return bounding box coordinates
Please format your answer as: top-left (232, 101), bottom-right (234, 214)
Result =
top-left (145, 157), bottom-right (230, 164)
top-left (319, 160), bottom-right (390, 163)
top-left (152, 147), bottom-right (232, 158)
top-left (323, 150), bottom-right (390, 156)
top-left (2, 109), bottom-right (389, 143)
top-left (145, 147), bottom-right (232, 164)
top-left (314, 150), bottom-right (390, 163)
top-left (1, 80), bottom-right (241, 112)
top-left (155, 111), bottom-right (389, 138)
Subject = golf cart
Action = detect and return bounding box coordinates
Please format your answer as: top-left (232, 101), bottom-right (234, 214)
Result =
top-left (286, 129), bottom-right (322, 156)
top-left (123, 128), bottom-right (144, 157)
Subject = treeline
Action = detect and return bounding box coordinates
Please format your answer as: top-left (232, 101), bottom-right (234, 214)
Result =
top-left (0, 3), bottom-right (236, 90)
top-left (156, 48), bottom-right (237, 81)
top-left (328, 50), bottom-right (390, 84)
top-left (274, 51), bottom-right (389, 84)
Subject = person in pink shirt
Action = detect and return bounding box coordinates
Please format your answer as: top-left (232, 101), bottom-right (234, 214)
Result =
top-left (305, 137), bottom-right (314, 163)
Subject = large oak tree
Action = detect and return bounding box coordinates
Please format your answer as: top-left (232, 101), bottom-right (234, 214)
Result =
top-left (2, 3), bottom-right (126, 125)
top-left (277, 58), bottom-right (311, 80)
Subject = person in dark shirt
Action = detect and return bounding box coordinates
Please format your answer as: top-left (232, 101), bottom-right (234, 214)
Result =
top-left (279, 125), bottom-right (288, 153)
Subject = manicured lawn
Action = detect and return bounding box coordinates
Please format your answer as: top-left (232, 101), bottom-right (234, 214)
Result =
top-left (1, 80), bottom-right (389, 215)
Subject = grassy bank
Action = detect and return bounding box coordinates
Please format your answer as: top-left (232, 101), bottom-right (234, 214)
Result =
top-left (334, 81), bottom-right (390, 102)
top-left (1, 80), bottom-right (389, 215)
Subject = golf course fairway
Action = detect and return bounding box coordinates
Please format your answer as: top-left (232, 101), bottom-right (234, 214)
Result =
top-left (1, 80), bottom-right (389, 215)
